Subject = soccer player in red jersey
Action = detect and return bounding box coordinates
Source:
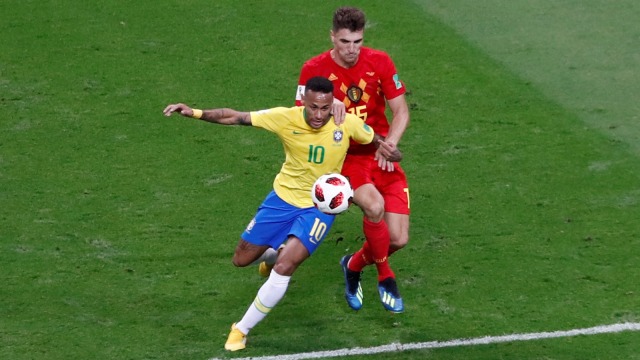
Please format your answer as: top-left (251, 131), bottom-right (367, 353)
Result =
top-left (296, 7), bottom-right (410, 313)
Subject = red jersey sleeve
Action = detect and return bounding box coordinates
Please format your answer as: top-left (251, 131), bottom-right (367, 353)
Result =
top-left (378, 53), bottom-right (405, 101)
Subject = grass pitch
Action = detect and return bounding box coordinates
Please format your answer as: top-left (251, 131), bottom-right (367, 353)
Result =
top-left (1, 1), bottom-right (639, 359)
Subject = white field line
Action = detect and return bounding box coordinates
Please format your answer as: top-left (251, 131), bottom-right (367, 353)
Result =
top-left (209, 322), bottom-right (640, 360)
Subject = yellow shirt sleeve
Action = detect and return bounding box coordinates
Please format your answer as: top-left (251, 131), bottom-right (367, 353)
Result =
top-left (344, 113), bottom-right (375, 145)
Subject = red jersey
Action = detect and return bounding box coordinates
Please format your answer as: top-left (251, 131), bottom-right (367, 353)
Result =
top-left (296, 47), bottom-right (406, 155)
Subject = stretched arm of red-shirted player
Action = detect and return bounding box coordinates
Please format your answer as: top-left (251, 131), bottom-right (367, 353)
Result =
top-left (375, 94), bottom-right (409, 171)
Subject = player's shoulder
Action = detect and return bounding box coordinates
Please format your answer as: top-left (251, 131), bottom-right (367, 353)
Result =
top-left (344, 113), bottom-right (373, 131)
top-left (361, 46), bottom-right (393, 60)
top-left (359, 47), bottom-right (398, 76)
top-left (252, 106), bottom-right (301, 123)
top-left (254, 106), bottom-right (298, 114)
top-left (302, 50), bottom-right (332, 68)
top-left (344, 113), bottom-right (363, 123)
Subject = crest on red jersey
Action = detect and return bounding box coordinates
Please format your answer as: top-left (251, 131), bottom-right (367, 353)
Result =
top-left (346, 85), bottom-right (363, 103)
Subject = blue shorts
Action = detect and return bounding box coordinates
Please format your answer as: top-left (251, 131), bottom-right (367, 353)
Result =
top-left (241, 191), bottom-right (336, 255)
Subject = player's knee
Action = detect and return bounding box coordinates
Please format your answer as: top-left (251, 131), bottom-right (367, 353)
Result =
top-left (273, 262), bottom-right (296, 276)
top-left (231, 254), bottom-right (251, 268)
top-left (390, 234), bottom-right (409, 250)
top-left (363, 200), bottom-right (385, 222)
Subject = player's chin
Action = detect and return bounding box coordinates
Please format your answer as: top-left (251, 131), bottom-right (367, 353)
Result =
top-left (309, 120), bottom-right (325, 129)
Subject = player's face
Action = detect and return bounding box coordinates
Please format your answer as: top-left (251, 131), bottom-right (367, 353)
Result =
top-left (330, 28), bottom-right (364, 67)
top-left (302, 90), bottom-right (333, 129)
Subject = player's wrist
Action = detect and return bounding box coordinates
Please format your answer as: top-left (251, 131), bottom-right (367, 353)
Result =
top-left (192, 109), bottom-right (203, 119)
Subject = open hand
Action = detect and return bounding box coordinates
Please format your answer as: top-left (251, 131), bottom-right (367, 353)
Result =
top-left (163, 103), bottom-right (193, 117)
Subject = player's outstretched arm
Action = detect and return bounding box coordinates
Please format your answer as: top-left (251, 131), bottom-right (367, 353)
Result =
top-left (163, 103), bottom-right (198, 117)
top-left (163, 103), bottom-right (252, 126)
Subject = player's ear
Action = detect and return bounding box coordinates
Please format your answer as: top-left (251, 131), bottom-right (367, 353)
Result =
top-left (300, 94), bottom-right (306, 106)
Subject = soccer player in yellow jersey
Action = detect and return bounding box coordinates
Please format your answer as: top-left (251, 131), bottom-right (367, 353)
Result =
top-left (163, 77), bottom-right (401, 351)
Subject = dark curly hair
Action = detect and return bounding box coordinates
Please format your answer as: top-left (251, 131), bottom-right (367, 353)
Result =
top-left (332, 7), bottom-right (366, 32)
top-left (305, 76), bottom-right (334, 94)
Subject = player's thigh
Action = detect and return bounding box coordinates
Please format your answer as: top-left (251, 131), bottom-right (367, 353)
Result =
top-left (353, 184), bottom-right (385, 220)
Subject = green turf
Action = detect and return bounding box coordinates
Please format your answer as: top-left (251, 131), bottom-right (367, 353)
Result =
top-left (415, 0), bottom-right (640, 155)
top-left (1, 0), bottom-right (639, 359)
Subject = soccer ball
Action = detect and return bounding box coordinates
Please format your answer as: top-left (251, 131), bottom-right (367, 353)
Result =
top-left (311, 173), bottom-right (354, 214)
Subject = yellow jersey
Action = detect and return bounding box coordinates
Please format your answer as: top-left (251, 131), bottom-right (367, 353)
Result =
top-left (250, 106), bottom-right (374, 207)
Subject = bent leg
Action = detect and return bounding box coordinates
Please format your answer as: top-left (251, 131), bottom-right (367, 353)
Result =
top-left (272, 236), bottom-right (310, 276)
top-left (351, 184), bottom-right (393, 281)
top-left (234, 236), bottom-right (308, 335)
top-left (353, 183), bottom-right (385, 222)
top-left (232, 239), bottom-right (271, 267)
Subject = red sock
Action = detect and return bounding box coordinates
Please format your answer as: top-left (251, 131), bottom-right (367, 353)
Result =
top-left (355, 236), bottom-right (400, 267)
top-left (348, 242), bottom-right (372, 272)
top-left (358, 218), bottom-right (395, 281)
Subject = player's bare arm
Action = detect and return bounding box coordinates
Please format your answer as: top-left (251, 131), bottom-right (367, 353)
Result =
top-left (163, 103), bottom-right (252, 126)
top-left (374, 95), bottom-right (409, 171)
top-left (200, 109), bottom-right (252, 126)
top-left (383, 95), bottom-right (410, 146)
